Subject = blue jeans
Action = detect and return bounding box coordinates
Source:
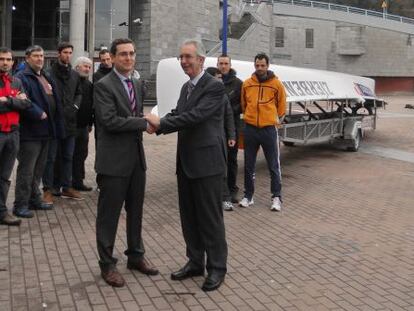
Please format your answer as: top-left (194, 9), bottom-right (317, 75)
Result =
top-left (43, 136), bottom-right (76, 191)
top-left (243, 124), bottom-right (282, 200)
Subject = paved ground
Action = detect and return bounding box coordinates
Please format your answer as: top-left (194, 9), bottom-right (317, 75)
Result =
top-left (1, 96), bottom-right (414, 311)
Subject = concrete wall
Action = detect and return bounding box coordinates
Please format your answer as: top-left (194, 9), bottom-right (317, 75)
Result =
top-left (130, 0), bottom-right (221, 80)
top-left (271, 15), bottom-right (414, 77)
top-left (129, 0), bottom-right (151, 79)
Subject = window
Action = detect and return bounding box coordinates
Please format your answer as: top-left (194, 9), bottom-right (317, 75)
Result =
top-left (306, 28), bottom-right (314, 48)
top-left (275, 27), bottom-right (284, 47)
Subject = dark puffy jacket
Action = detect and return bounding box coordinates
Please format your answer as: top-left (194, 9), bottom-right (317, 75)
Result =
top-left (77, 77), bottom-right (94, 128)
top-left (48, 62), bottom-right (82, 137)
top-left (15, 66), bottom-right (65, 141)
top-left (93, 64), bottom-right (112, 83)
top-left (222, 69), bottom-right (242, 127)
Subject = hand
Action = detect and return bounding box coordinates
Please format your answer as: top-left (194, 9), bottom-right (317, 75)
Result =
top-left (146, 122), bottom-right (157, 134)
top-left (40, 112), bottom-right (48, 120)
top-left (16, 93), bottom-right (28, 100)
top-left (144, 113), bottom-right (160, 129)
top-left (228, 139), bottom-right (236, 147)
top-left (0, 96), bottom-right (7, 102)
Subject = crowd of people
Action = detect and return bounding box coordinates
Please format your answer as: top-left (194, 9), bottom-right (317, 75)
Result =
top-left (0, 38), bottom-right (286, 291)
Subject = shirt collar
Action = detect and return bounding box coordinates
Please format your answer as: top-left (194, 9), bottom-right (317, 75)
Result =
top-left (113, 67), bottom-right (132, 82)
top-left (190, 70), bottom-right (205, 86)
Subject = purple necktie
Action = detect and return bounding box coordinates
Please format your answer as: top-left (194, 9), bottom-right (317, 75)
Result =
top-left (125, 79), bottom-right (136, 113)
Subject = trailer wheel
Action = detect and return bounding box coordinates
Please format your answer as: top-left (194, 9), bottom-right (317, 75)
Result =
top-left (353, 106), bottom-right (373, 115)
top-left (347, 130), bottom-right (361, 152)
top-left (283, 141), bottom-right (295, 147)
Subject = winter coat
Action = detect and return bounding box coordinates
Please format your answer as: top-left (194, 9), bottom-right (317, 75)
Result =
top-left (15, 66), bottom-right (65, 141)
top-left (48, 62), bottom-right (82, 137)
top-left (241, 70), bottom-right (286, 128)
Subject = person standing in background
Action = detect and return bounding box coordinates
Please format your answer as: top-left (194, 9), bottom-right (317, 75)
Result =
top-left (72, 56), bottom-right (94, 192)
top-left (0, 46), bottom-right (31, 225)
top-left (44, 42), bottom-right (83, 201)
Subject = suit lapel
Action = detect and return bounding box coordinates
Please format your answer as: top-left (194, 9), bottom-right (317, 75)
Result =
top-left (180, 72), bottom-right (210, 112)
top-left (109, 71), bottom-right (132, 115)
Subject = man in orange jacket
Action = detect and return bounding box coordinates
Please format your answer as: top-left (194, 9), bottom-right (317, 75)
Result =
top-left (239, 53), bottom-right (286, 211)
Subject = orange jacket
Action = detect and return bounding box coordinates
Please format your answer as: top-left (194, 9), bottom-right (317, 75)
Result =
top-left (241, 71), bottom-right (286, 128)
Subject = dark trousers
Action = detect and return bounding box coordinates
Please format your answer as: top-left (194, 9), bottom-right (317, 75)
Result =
top-left (0, 131), bottom-right (19, 217)
top-left (14, 140), bottom-right (49, 209)
top-left (222, 130), bottom-right (239, 201)
top-left (43, 136), bottom-right (75, 191)
top-left (96, 160), bottom-right (146, 272)
top-left (226, 135), bottom-right (239, 197)
top-left (73, 128), bottom-right (89, 186)
top-left (177, 165), bottom-right (227, 275)
top-left (243, 124), bottom-right (282, 200)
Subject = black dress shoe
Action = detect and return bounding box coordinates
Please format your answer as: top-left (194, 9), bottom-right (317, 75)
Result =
top-left (171, 262), bottom-right (204, 280)
top-left (29, 202), bottom-right (53, 211)
top-left (202, 272), bottom-right (225, 292)
top-left (73, 183), bottom-right (93, 192)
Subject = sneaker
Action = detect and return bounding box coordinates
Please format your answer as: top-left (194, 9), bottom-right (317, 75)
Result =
top-left (13, 207), bottom-right (34, 218)
top-left (61, 188), bottom-right (83, 200)
top-left (270, 197), bottom-right (282, 212)
top-left (222, 201), bottom-right (234, 211)
top-left (43, 190), bottom-right (54, 205)
top-left (239, 197), bottom-right (254, 208)
top-left (0, 213), bottom-right (22, 226)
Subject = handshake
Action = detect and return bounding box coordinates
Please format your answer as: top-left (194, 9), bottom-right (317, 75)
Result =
top-left (144, 113), bottom-right (161, 134)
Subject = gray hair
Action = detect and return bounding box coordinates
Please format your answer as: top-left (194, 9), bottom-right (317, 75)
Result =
top-left (74, 56), bottom-right (92, 69)
top-left (181, 39), bottom-right (206, 58)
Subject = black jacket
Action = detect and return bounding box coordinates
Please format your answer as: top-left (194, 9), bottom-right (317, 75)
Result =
top-left (159, 72), bottom-right (227, 179)
top-left (224, 95), bottom-right (235, 140)
top-left (222, 69), bottom-right (242, 127)
top-left (93, 64), bottom-right (112, 83)
top-left (77, 77), bottom-right (94, 128)
top-left (48, 62), bottom-right (82, 137)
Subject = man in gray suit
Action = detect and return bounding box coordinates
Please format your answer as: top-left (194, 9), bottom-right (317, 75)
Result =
top-left (145, 39), bottom-right (228, 291)
top-left (94, 38), bottom-right (158, 287)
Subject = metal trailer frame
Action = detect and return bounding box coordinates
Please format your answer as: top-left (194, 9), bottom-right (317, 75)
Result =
top-left (277, 99), bottom-right (382, 151)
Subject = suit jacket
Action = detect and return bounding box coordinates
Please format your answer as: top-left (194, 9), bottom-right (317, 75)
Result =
top-left (94, 70), bottom-right (147, 177)
top-left (159, 72), bottom-right (227, 179)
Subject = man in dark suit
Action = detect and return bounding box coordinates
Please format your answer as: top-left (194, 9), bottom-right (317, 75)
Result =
top-left (145, 39), bottom-right (228, 292)
top-left (94, 38), bottom-right (158, 288)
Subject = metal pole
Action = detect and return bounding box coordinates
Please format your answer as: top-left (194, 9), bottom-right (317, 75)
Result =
top-left (222, 0), bottom-right (228, 54)
top-left (88, 0), bottom-right (95, 60)
top-left (70, 0), bottom-right (86, 62)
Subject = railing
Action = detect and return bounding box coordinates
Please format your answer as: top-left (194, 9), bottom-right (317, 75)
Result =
top-left (242, 0), bottom-right (414, 26)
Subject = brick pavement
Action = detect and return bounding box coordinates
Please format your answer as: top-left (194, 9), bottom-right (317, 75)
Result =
top-left (0, 96), bottom-right (413, 311)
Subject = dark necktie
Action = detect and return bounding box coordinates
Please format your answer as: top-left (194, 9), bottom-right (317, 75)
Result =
top-left (125, 79), bottom-right (137, 113)
top-left (187, 81), bottom-right (194, 100)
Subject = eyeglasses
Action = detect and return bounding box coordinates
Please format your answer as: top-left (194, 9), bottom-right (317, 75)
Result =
top-left (117, 51), bottom-right (136, 57)
top-left (177, 54), bottom-right (196, 61)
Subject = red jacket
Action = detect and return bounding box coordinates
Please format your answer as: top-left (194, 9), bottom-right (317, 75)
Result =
top-left (0, 73), bottom-right (30, 132)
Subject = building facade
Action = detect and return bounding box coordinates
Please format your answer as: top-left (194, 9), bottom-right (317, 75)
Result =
top-left (1, 0), bottom-right (413, 94)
